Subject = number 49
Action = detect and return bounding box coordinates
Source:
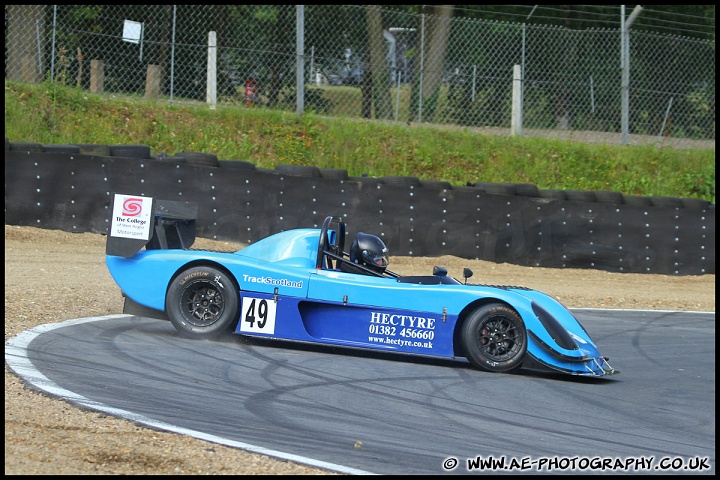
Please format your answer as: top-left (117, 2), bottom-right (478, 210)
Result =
top-left (244, 298), bottom-right (268, 328)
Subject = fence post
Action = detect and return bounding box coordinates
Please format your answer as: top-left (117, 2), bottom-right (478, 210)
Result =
top-left (207, 31), bottom-right (217, 108)
top-left (295, 6), bottom-right (305, 114)
top-left (657, 97), bottom-right (673, 140)
top-left (511, 64), bottom-right (523, 136)
top-left (145, 64), bottom-right (161, 99)
top-left (169, 5), bottom-right (177, 102)
top-left (90, 59), bottom-right (104, 93)
top-left (621, 6), bottom-right (644, 146)
top-left (418, 14), bottom-right (425, 123)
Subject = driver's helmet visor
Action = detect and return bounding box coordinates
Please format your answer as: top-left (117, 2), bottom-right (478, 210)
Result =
top-left (362, 249), bottom-right (388, 268)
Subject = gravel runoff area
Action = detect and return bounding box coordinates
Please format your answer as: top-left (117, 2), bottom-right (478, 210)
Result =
top-left (5, 224), bottom-right (715, 474)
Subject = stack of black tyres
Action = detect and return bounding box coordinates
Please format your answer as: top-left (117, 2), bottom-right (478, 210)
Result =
top-left (514, 183), bottom-right (540, 197)
top-left (274, 164), bottom-right (320, 177)
top-left (349, 175), bottom-right (385, 185)
top-left (75, 144), bottom-right (111, 156)
top-left (42, 144), bottom-right (80, 154)
top-left (218, 159), bottom-right (256, 170)
top-left (109, 144), bottom-right (152, 159)
top-left (623, 194), bottom-right (653, 207)
top-left (8, 142), bottom-right (44, 153)
top-left (175, 151), bottom-right (219, 167)
top-left (474, 182), bottom-right (517, 195)
top-left (538, 189), bottom-right (567, 199)
top-left (593, 190), bottom-right (625, 204)
top-left (420, 179), bottom-right (453, 189)
top-left (3, 138), bottom-right (711, 213)
top-left (381, 175), bottom-right (422, 187)
top-left (152, 153), bottom-right (187, 163)
top-left (319, 168), bottom-right (348, 180)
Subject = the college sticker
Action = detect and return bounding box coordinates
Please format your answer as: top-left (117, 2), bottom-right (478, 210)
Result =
top-left (110, 194), bottom-right (153, 240)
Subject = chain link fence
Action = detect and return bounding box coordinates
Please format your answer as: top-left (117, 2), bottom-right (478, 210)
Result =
top-left (5, 5), bottom-right (715, 142)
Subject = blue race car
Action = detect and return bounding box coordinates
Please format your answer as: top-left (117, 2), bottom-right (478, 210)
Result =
top-left (105, 197), bottom-right (617, 377)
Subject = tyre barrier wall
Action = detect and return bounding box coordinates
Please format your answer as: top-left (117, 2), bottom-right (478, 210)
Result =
top-left (4, 141), bottom-right (715, 275)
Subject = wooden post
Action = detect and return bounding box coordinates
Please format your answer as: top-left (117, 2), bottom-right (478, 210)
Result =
top-left (21, 55), bottom-right (38, 83)
top-left (90, 60), bottom-right (104, 93)
top-left (145, 64), bottom-right (161, 99)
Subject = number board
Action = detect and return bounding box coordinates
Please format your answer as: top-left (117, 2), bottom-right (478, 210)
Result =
top-left (239, 294), bottom-right (278, 334)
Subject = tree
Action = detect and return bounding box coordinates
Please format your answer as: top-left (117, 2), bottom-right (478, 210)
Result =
top-left (365, 5), bottom-right (393, 119)
top-left (409, 5), bottom-right (454, 123)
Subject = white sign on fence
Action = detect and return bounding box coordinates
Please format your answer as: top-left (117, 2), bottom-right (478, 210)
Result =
top-left (122, 20), bottom-right (143, 44)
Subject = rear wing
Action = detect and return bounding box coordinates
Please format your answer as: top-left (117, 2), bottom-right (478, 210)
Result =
top-left (106, 194), bottom-right (197, 258)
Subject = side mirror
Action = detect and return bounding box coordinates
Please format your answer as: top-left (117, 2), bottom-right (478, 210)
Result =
top-left (463, 268), bottom-right (473, 284)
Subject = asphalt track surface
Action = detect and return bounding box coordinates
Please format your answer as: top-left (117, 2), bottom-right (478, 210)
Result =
top-left (5, 309), bottom-right (715, 475)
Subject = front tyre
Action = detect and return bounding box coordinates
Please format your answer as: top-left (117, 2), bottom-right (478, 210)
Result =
top-left (462, 303), bottom-right (527, 373)
top-left (166, 266), bottom-right (239, 338)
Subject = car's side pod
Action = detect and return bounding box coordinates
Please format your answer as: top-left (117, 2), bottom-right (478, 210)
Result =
top-left (106, 199), bottom-right (198, 258)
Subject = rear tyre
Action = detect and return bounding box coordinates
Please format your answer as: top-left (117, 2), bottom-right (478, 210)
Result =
top-left (166, 266), bottom-right (239, 338)
top-left (462, 304), bottom-right (527, 373)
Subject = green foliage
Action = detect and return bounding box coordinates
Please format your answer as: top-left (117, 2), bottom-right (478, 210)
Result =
top-left (4, 80), bottom-right (715, 203)
top-left (681, 163), bottom-right (715, 200)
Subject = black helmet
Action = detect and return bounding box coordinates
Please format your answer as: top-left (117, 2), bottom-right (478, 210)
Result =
top-left (350, 232), bottom-right (389, 273)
